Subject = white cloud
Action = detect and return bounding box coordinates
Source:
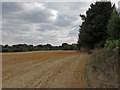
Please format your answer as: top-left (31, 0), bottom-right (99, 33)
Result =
top-left (4, 2), bottom-right (115, 45)
top-left (34, 2), bottom-right (45, 9)
top-left (51, 10), bottom-right (59, 20)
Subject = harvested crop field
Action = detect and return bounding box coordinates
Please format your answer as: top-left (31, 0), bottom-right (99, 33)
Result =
top-left (2, 50), bottom-right (90, 88)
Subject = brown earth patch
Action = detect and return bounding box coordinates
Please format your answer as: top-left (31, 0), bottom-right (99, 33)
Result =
top-left (2, 50), bottom-right (90, 88)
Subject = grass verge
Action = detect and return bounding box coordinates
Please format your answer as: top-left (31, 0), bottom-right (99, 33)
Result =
top-left (85, 48), bottom-right (119, 88)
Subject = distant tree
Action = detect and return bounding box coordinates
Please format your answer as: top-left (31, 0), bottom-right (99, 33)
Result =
top-left (78, 2), bottom-right (113, 49)
top-left (28, 45), bottom-right (33, 51)
top-left (62, 43), bottom-right (69, 50)
top-left (1, 43), bottom-right (77, 53)
top-left (0, 44), bottom-right (2, 52)
top-left (107, 7), bottom-right (120, 40)
top-left (2, 48), bottom-right (9, 52)
top-left (71, 44), bottom-right (77, 50)
top-left (45, 44), bottom-right (52, 50)
top-left (10, 44), bottom-right (28, 52)
top-left (37, 44), bottom-right (43, 50)
top-left (4, 44), bottom-right (10, 48)
top-left (2, 45), bottom-right (11, 52)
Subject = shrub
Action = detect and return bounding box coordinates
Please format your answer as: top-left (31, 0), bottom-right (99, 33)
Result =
top-left (104, 40), bottom-right (120, 50)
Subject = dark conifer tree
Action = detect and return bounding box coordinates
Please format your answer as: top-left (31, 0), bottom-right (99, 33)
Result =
top-left (78, 2), bottom-right (113, 49)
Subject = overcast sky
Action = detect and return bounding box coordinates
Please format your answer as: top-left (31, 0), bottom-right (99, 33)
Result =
top-left (1, 1), bottom-right (119, 46)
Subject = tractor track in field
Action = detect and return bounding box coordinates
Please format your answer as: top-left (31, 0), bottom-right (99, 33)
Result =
top-left (2, 50), bottom-right (90, 88)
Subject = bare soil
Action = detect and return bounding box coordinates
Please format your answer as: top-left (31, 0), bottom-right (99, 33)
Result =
top-left (2, 50), bottom-right (90, 88)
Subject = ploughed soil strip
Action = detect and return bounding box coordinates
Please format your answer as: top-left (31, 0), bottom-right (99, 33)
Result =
top-left (2, 50), bottom-right (90, 88)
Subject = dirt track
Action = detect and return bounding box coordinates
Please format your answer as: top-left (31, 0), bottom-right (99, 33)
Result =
top-left (2, 50), bottom-right (90, 88)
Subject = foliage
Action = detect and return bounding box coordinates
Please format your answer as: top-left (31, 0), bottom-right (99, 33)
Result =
top-left (78, 2), bottom-right (113, 49)
top-left (104, 40), bottom-right (120, 50)
top-left (1, 43), bottom-right (77, 53)
top-left (61, 43), bottom-right (77, 50)
top-left (62, 43), bottom-right (69, 50)
top-left (107, 7), bottom-right (120, 40)
top-left (104, 7), bottom-right (120, 54)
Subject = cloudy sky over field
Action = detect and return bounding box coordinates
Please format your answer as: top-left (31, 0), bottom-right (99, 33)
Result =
top-left (2, 0), bottom-right (119, 45)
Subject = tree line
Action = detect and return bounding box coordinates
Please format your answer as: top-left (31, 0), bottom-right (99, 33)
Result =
top-left (0, 43), bottom-right (77, 53)
top-left (78, 1), bottom-right (120, 51)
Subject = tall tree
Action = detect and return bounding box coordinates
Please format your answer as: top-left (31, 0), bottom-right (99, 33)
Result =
top-left (78, 2), bottom-right (113, 49)
top-left (107, 7), bottom-right (120, 40)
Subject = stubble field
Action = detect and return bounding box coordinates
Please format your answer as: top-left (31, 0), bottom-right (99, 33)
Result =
top-left (2, 50), bottom-right (90, 88)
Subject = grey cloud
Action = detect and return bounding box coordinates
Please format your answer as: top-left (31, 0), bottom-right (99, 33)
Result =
top-left (2, 2), bottom-right (53, 24)
top-left (2, 2), bottom-right (24, 16)
top-left (18, 8), bottom-right (53, 23)
top-left (37, 24), bottom-right (57, 31)
top-left (44, 2), bottom-right (91, 16)
top-left (2, 2), bottom-right (89, 45)
top-left (53, 14), bottom-right (74, 27)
